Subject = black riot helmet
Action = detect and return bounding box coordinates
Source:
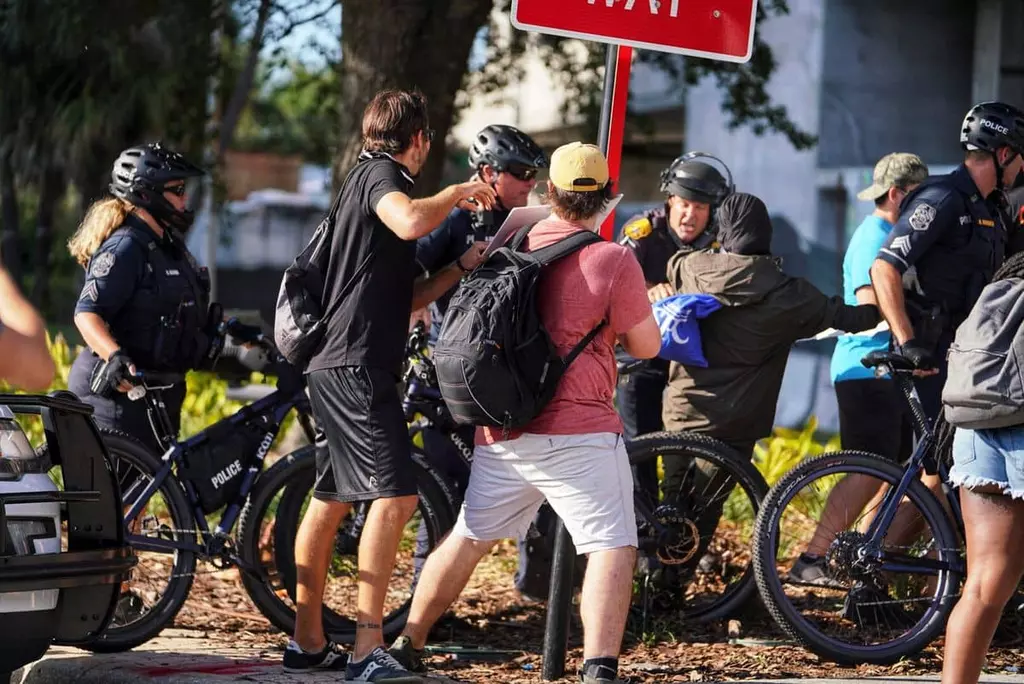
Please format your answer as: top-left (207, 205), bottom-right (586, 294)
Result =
top-left (109, 142), bottom-right (205, 233)
top-left (960, 101), bottom-right (1024, 191)
top-left (659, 151), bottom-right (734, 207)
top-left (468, 124), bottom-right (548, 177)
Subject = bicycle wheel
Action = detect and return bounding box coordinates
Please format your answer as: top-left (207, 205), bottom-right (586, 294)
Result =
top-left (629, 432), bottom-right (768, 623)
top-left (237, 446), bottom-right (455, 643)
top-left (78, 430), bottom-right (198, 652)
top-left (752, 450), bottom-right (962, 665)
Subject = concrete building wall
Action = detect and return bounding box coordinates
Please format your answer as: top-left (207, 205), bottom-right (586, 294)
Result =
top-left (817, 0), bottom-right (976, 170)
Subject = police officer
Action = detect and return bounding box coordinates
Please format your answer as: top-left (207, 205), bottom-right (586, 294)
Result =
top-left (414, 124), bottom-right (548, 341)
top-left (871, 101), bottom-right (1024, 417)
top-left (67, 142), bottom-right (224, 455)
top-left (615, 152), bottom-right (733, 444)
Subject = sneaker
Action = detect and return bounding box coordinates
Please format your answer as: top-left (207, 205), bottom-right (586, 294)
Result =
top-left (282, 640), bottom-right (348, 672)
top-left (345, 646), bottom-right (424, 682)
top-left (388, 635), bottom-right (427, 673)
top-left (787, 553), bottom-right (844, 588)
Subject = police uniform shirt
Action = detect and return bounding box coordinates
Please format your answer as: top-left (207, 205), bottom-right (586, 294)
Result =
top-left (618, 207), bottom-right (717, 285)
top-left (1007, 185), bottom-right (1024, 256)
top-left (75, 214), bottom-right (207, 370)
top-left (415, 206), bottom-right (510, 337)
top-left (877, 164), bottom-right (1006, 324)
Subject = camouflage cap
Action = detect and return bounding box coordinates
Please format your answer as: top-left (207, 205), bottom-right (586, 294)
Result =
top-left (856, 153), bottom-right (929, 201)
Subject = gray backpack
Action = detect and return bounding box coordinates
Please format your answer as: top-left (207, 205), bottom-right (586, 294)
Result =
top-left (942, 277), bottom-right (1024, 429)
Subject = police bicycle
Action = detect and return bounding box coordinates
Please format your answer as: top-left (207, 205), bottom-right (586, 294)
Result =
top-left (393, 321), bottom-right (768, 625)
top-left (70, 323), bottom-right (452, 651)
top-left (751, 350), bottom-right (968, 664)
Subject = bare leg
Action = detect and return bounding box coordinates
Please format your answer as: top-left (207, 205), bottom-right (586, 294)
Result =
top-left (402, 534), bottom-right (497, 648)
top-left (580, 546), bottom-right (637, 660)
top-left (353, 494), bottom-right (419, 661)
top-left (805, 474), bottom-right (881, 557)
top-left (293, 497), bottom-right (351, 651)
top-left (941, 487), bottom-right (1024, 684)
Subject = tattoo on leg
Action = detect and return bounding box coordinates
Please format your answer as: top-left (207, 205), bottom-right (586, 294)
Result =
top-left (356, 622), bottom-right (382, 630)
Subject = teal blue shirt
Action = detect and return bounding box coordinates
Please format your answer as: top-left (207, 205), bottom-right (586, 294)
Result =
top-left (830, 214), bottom-right (892, 382)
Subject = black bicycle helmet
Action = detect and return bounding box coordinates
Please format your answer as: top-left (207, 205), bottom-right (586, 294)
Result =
top-left (659, 151), bottom-right (734, 206)
top-left (468, 124), bottom-right (548, 172)
top-left (110, 142), bottom-right (205, 232)
top-left (961, 102), bottom-right (1024, 191)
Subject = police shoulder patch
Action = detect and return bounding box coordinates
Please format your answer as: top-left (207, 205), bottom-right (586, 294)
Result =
top-left (907, 203), bottom-right (937, 232)
top-left (624, 217), bottom-right (653, 240)
top-left (90, 251), bottom-right (116, 278)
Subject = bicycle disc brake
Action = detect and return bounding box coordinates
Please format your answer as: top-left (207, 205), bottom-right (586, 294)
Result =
top-left (652, 504), bottom-right (701, 566)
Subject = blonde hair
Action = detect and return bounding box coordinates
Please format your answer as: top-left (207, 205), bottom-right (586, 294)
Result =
top-left (68, 197), bottom-right (134, 267)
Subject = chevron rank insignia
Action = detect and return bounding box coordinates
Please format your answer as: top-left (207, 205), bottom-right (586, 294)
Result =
top-left (79, 280), bottom-right (99, 303)
top-left (624, 218), bottom-right (653, 240)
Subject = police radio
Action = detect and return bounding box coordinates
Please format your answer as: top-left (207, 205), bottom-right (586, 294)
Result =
top-left (470, 209), bottom-right (495, 242)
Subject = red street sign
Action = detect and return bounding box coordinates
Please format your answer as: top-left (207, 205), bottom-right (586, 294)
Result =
top-left (511, 0), bottom-right (758, 63)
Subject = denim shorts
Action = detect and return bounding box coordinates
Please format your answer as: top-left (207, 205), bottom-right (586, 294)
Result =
top-left (948, 426), bottom-right (1024, 499)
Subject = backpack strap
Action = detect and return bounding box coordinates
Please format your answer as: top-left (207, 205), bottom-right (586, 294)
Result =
top-left (562, 319), bottom-right (608, 367)
top-left (528, 229), bottom-right (604, 266)
top-left (508, 222), bottom-right (538, 251)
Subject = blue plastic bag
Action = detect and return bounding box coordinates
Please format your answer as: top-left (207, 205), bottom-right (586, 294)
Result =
top-left (651, 293), bottom-right (722, 367)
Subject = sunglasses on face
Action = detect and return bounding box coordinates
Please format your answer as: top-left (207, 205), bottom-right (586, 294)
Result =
top-left (165, 184), bottom-right (187, 197)
top-left (505, 165), bottom-right (539, 182)
top-left (423, 128), bottom-right (436, 143)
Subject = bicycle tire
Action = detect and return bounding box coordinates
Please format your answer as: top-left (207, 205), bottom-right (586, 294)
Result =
top-left (77, 430), bottom-right (198, 652)
top-left (237, 446), bottom-right (455, 643)
top-left (752, 450), bottom-right (962, 665)
top-left (628, 431), bottom-right (768, 623)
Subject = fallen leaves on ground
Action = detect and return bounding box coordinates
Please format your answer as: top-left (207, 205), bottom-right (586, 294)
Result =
top-left (172, 539), bottom-right (1024, 683)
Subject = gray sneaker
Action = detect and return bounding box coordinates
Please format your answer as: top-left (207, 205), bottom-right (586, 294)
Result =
top-left (344, 647), bottom-right (423, 683)
top-left (388, 635), bottom-right (426, 673)
top-left (581, 673), bottom-right (629, 684)
top-left (787, 553), bottom-right (844, 588)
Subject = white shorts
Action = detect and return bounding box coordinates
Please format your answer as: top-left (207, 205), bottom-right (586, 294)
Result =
top-left (452, 432), bottom-right (637, 555)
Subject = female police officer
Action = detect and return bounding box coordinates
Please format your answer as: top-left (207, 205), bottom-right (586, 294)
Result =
top-left (66, 142), bottom-right (220, 454)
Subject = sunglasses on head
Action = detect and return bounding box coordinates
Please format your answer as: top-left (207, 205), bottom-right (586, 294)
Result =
top-left (505, 165), bottom-right (539, 182)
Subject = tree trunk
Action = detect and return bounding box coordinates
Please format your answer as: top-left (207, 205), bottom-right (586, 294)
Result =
top-left (0, 148), bottom-right (21, 285)
top-left (31, 166), bottom-right (64, 314)
top-left (334, 0), bottom-right (494, 196)
top-left (219, 0), bottom-right (272, 156)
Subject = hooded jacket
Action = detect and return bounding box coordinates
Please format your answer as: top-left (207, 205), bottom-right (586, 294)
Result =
top-left (662, 200), bottom-right (879, 445)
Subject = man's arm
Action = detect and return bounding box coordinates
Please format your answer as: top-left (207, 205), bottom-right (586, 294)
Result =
top-left (376, 182), bottom-right (496, 241)
top-left (410, 242), bottom-right (487, 311)
top-left (869, 260), bottom-right (914, 344)
top-left (0, 267), bottom-right (55, 391)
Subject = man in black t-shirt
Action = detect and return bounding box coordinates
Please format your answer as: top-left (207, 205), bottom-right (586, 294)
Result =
top-left (287, 88), bottom-right (496, 680)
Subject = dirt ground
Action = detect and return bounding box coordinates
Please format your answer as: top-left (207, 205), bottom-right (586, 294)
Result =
top-left (171, 539), bottom-right (1024, 683)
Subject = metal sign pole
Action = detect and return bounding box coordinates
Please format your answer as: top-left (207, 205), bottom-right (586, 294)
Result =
top-left (540, 41), bottom-right (631, 681)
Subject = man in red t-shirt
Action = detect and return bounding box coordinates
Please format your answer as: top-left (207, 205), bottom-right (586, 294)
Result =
top-left (388, 143), bottom-right (661, 684)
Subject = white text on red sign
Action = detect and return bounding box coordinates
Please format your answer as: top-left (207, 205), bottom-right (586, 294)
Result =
top-left (587, 0), bottom-right (683, 18)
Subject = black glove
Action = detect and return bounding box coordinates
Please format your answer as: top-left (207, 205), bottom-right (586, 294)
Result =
top-left (897, 338), bottom-right (937, 371)
top-left (89, 350), bottom-right (135, 397)
top-left (224, 317), bottom-right (263, 345)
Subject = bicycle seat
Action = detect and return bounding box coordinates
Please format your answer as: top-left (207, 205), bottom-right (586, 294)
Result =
top-left (860, 351), bottom-right (916, 371)
top-left (224, 384), bottom-right (276, 402)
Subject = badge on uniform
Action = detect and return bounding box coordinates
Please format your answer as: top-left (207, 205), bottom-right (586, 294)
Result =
top-left (624, 217), bottom-right (652, 240)
top-left (977, 219), bottom-right (996, 227)
top-left (90, 251), bottom-right (116, 278)
top-left (908, 204), bottom-right (936, 232)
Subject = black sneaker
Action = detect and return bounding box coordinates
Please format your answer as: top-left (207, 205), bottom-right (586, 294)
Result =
top-left (282, 640), bottom-right (349, 672)
top-left (344, 646), bottom-right (423, 682)
top-left (388, 635), bottom-right (427, 673)
top-left (787, 553), bottom-right (844, 588)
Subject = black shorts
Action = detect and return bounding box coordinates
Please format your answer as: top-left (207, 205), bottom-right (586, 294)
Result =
top-left (306, 365), bottom-right (417, 503)
top-left (836, 378), bottom-right (915, 463)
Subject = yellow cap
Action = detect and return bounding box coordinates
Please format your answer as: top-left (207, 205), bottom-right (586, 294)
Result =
top-left (549, 142), bottom-right (609, 192)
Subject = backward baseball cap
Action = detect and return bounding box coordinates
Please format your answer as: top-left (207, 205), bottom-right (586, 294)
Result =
top-left (856, 152), bottom-right (929, 201)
